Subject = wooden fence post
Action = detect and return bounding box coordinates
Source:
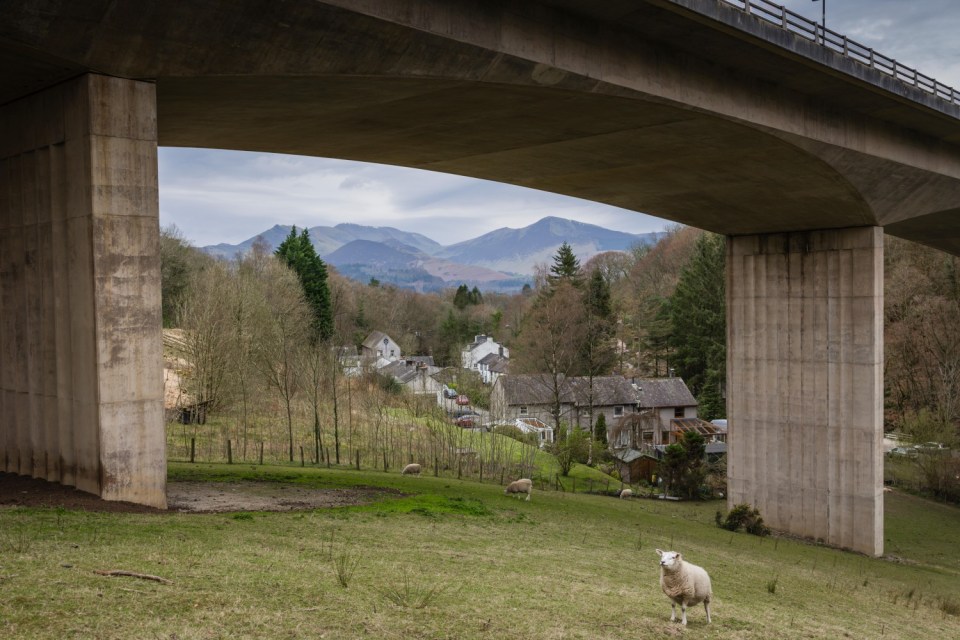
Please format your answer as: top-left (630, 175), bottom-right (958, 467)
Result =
top-left (355, 450), bottom-right (360, 470)
top-left (326, 447), bottom-right (331, 468)
top-left (434, 457), bottom-right (439, 477)
top-left (300, 446), bottom-right (305, 467)
top-left (383, 451), bottom-right (388, 472)
top-left (259, 441), bottom-right (264, 465)
top-left (190, 438), bottom-right (195, 464)
top-left (479, 459), bottom-right (483, 483)
top-left (227, 439), bottom-right (232, 464)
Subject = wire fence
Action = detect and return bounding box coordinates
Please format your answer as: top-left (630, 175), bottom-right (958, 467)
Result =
top-left (714, 0), bottom-right (960, 105)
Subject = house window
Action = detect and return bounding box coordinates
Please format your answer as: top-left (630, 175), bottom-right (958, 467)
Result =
top-left (519, 406), bottom-right (528, 416)
top-left (390, 349), bottom-right (395, 357)
top-left (674, 407), bottom-right (684, 418)
top-left (614, 406), bottom-right (624, 417)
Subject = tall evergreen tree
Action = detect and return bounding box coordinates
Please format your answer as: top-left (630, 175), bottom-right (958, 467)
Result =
top-left (275, 227), bottom-right (334, 342)
top-left (453, 284), bottom-right (471, 310)
top-left (548, 242), bottom-right (583, 289)
top-left (665, 232), bottom-right (726, 406)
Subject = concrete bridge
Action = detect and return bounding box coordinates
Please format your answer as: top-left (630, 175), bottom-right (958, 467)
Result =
top-left (2, 0), bottom-right (959, 555)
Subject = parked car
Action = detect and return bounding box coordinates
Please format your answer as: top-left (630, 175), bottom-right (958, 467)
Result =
top-left (887, 446), bottom-right (918, 458)
top-left (454, 415), bottom-right (477, 427)
top-left (455, 394), bottom-right (470, 406)
top-left (442, 387), bottom-right (457, 399)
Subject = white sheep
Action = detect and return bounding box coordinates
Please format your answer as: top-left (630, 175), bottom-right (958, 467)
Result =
top-left (656, 549), bottom-right (713, 626)
top-left (619, 488), bottom-right (633, 499)
top-left (401, 463), bottom-right (422, 476)
top-left (504, 478), bottom-right (533, 501)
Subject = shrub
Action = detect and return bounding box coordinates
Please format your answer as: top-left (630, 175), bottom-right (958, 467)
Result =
top-left (551, 427), bottom-right (591, 476)
top-left (717, 503), bottom-right (770, 536)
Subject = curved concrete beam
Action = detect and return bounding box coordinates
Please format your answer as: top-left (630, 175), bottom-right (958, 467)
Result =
top-left (2, 0), bottom-right (960, 250)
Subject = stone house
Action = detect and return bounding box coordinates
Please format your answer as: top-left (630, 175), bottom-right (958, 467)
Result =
top-left (608, 377), bottom-right (722, 453)
top-left (489, 374), bottom-right (640, 431)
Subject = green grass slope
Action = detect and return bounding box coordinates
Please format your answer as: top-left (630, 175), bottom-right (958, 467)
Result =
top-left (1, 463), bottom-right (958, 639)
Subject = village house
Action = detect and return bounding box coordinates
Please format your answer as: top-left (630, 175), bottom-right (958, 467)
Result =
top-left (477, 352), bottom-right (510, 385)
top-left (608, 377), bottom-right (725, 482)
top-left (461, 335), bottom-right (509, 371)
top-left (360, 330), bottom-right (401, 367)
top-left (489, 374), bottom-right (640, 432)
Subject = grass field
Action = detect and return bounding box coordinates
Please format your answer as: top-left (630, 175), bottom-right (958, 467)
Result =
top-left (2, 462), bottom-right (959, 639)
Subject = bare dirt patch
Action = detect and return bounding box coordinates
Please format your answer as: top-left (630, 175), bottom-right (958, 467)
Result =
top-left (0, 472), bottom-right (398, 514)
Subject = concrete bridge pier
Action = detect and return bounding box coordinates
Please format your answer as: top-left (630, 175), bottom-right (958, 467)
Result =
top-left (726, 227), bottom-right (883, 556)
top-left (0, 73), bottom-right (166, 507)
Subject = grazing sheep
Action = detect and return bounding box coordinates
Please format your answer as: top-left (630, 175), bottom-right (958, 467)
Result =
top-left (619, 488), bottom-right (633, 499)
top-left (656, 549), bottom-right (713, 626)
top-left (401, 463), bottom-right (422, 476)
top-left (504, 478), bottom-right (533, 501)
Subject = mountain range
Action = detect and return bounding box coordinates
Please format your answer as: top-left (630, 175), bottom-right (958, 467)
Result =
top-left (202, 216), bottom-right (662, 292)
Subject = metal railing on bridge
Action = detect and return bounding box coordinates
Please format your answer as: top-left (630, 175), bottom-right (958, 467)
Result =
top-left (717, 0), bottom-right (960, 105)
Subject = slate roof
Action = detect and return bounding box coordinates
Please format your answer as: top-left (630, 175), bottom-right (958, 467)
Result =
top-left (497, 374), bottom-right (571, 405)
top-left (489, 358), bottom-right (511, 374)
top-left (466, 335), bottom-right (491, 351)
top-left (566, 376), bottom-right (638, 406)
top-left (479, 353), bottom-right (510, 373)
top-left (497, 374), bottom-right (640, 407)
top-left (379, 359), bottom-right (436, 384)
top-left (612, 448), bottom-right (657, 463)
top-left (632, 378), bottom-right (696, 409)
top-left (361, 330), bottom-right (393, 350)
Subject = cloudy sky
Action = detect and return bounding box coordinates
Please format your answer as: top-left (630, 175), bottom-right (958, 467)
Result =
top-left (158, 0), bottom-right (960, 248)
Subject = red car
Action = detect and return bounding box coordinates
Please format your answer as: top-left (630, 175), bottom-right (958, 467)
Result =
top-left (454, 416), bottom-right (476, 427)
top-left (455, 394), bottom-right (470, 406)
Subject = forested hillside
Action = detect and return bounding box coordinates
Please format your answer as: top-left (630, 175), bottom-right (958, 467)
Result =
top-left (162, 224), bottom-right (960, 451)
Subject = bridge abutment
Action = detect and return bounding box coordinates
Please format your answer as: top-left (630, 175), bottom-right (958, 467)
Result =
top-left (727, 227), bottom-right (883, 556)
top-left (0, 74), bottom-right (166, 507)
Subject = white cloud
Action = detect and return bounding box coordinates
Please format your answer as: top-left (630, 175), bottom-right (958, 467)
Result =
top-left (159, 149), bottom-right (667, 247)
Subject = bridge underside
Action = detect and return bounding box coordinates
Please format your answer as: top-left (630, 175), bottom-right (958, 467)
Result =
top-left (3, 0), bottom-right (960, 555)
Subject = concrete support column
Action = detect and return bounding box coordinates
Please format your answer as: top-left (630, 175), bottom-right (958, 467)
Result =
top-left (0, 74), bottom-right (166, 507)
top-left (726, 227), bottom-right (883, 556)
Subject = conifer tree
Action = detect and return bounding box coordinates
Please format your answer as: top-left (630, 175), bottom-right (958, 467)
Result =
top-left (275, 226), bottom-right (334, 343)
top-left (548, 241), bottom-right (583, 288)
top-left (665, 232), bottom-right (725, 401)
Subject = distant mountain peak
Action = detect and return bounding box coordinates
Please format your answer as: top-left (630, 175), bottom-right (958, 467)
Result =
top-left (201, 216), bottom-right (664, 290)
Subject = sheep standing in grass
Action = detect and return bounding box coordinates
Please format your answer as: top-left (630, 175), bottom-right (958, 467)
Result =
top-left (504, 478), bottom-right (533, 501)
top-left (401, 463), bottom-right (422, 476)
top-left (656, 549), bottom-right (713, 625)
top-left (619, 488), bottom-right (633, 499)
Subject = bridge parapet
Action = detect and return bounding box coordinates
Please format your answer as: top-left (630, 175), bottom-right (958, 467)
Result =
top-left (672, 0), bottom-right (960, 108)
